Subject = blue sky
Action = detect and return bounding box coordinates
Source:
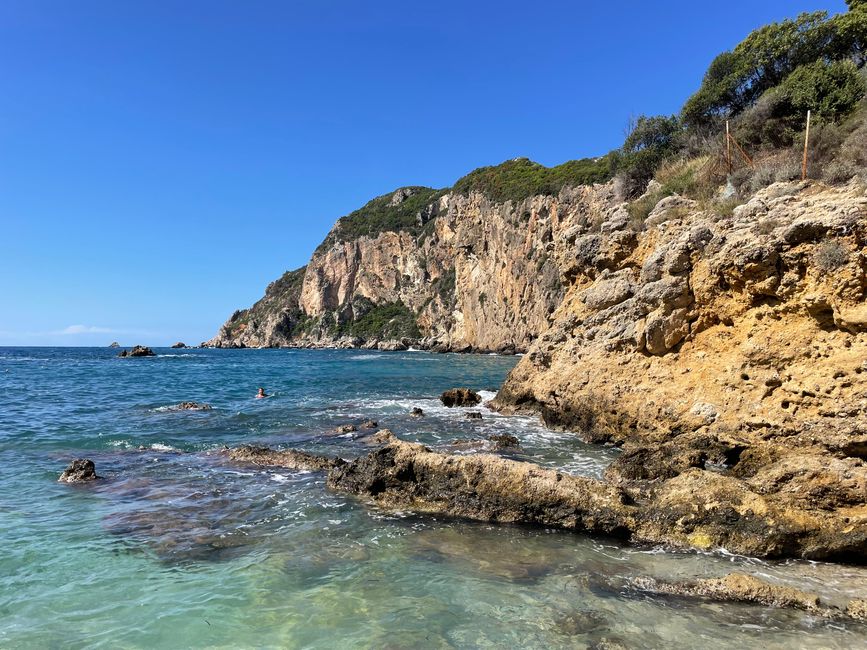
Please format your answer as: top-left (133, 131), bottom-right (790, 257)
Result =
top-left (0, 0), bottom-right (848, 346)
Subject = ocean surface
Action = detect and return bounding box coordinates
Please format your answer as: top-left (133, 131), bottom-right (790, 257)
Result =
top-left (1, 347), bottom-right (865, 649)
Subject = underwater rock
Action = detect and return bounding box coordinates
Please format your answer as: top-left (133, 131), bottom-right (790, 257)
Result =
top-left (359, 419), bottom-right (379, 429)
top-left (630, 572), bottom-right (867, 621)
top-left (173, 402), bottom-right (212, 411)
top-left (59, 458), bottom-right (101, 483)
top-left (118, 345), bottom-right (155, 358)
top-left (554, 610), bottom-right (608, 635)
top-left (465, 411), bottom-right (483, 420)
top-left (226, 445), bottom-right (343, 472)
top-left (410, 407), bottom-right (425, 417)
top-left (441, 388), bottom-right (481, 407)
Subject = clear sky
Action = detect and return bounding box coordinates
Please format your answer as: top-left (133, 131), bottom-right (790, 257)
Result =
top-left (0, 0), bottom-right (848, 346)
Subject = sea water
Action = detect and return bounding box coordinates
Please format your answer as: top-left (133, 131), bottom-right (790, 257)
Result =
top-left (1, 347), bottom-right (865, 649)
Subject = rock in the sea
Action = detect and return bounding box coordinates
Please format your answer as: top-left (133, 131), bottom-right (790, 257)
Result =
top-left (487, 434), bottom-right (520, 450)
top-left (118, 345), bottom-right (155, 358)
top-left (324, 434), bottom-right (867, 561)
top-left (59, 459), bottom-right (100, 483)
top-left (465, 411), bottom-right (483, 420)
top-left (326, 436), bottom-right (633, 535)
top-left (359, 419), bottom-right (378, 429)
top-left (170, 342), bottom-right (186, 349)
top-left (108, 341), bottom-right (120, 348)
top-left (174, 402), bottom-right (212, 411)
top-left (335, 424), bottom-right (358, 434)
top-left (441, 388), bottom-right (481, 407)
top-left (410, 407), bottom-right (424, 418)
top-left (225, 445), bottom-right (343, 472)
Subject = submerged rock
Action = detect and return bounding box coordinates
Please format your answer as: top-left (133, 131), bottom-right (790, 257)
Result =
top-left (631, 571), bottom-right (867, 622)
top-left (59, 459), bottom-right (101, 483)
top-left (118, 345), bottom-right (155, 358)
top-left (173, 402), bottom-right (212, 411)
top-left (359, 419), bottom-right (379, 429)
top-left (441, 388), bottom-right (481, 407)
top-left (465, 411), bottom-right (483, 420)
top-left (410, 407), bottom-right (425, 418)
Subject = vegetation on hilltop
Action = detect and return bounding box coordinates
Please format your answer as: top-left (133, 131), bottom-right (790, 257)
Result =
top-left (316, 187), bottom-right (447, 252)
top-left (451, 157), bottom-right (612, 204)
top-left (615, 2), bottom-right (867, 204)
top-left (315, 3), bottom-right (866, 250)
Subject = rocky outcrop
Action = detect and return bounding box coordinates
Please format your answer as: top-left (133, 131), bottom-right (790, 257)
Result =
top-left (325, 435), bottom-right (866, 560)
top-left (493, 180), bottom-right (867, 560)
top-left (170, 342), bottom-right (186, 349)
top-left (118, 345), bottom-right (155, 357)
top-left (59, 459), bottom-right (100, 483)
top-left (206, 182), bottom-right (617, 351)
top-left (225, 445), bottom-right (343, 472)
top-left (440, 388), bottom-right (481, 407)
top-left (109, 341), bottom-right (119, 348)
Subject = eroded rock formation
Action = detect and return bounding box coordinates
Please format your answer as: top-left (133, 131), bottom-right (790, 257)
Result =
top-left (494, 180), bottom-right (867, 560)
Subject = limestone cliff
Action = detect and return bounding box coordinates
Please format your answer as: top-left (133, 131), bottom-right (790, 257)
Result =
top-left (206, 177), bottom-right (613, 352)
top-left (493, 179), bottom-right (867, 558)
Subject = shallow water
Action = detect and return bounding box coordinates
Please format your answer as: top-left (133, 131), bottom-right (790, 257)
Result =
top-left (1, 347), bottom-right (865, 649)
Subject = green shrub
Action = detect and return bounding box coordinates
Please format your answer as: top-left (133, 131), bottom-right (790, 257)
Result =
top-left (771, 59), bottom-right (866, 124)
top-left (452, 156), bottom-right (611, 204)
top-left (333, 301), bottom-right (420, 339)
top-left (612, 115), bottom-right (681, 197)
top-left (682, 12), bottom-right (839, 126)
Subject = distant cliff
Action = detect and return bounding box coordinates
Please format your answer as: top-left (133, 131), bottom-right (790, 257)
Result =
top-left (204, 158), bottom-right (612, 352)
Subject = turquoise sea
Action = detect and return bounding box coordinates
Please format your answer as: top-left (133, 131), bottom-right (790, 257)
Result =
top-left (1, 347), bottom-right (866, 649)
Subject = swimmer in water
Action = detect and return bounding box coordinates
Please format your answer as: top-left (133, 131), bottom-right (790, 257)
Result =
top-left (256, 387), bottom-right (268, 399)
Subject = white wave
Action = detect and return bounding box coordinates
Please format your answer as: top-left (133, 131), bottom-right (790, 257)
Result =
top-left (348, 354), bottom-right (385, 360)
top-left (149, 443), bottom-right (177, 452)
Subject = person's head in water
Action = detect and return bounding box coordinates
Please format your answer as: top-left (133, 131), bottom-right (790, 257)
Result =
top-left (256, 387), bottom-right (267, 398)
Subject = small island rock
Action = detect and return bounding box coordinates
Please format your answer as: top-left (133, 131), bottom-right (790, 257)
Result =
top-left (59, 459), bottom-right (100, 483)
top-left (170, 342), bottom-right (186, 349)
top-left (118, 345), bottom-right (155, 358)
top-left (440, 388), bottom-right (481, 407)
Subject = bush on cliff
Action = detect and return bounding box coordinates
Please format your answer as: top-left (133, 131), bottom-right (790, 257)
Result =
top-left (333, 301), bottom-right (420, 340)
top-left (682, 8), bottom-right (867, 128)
